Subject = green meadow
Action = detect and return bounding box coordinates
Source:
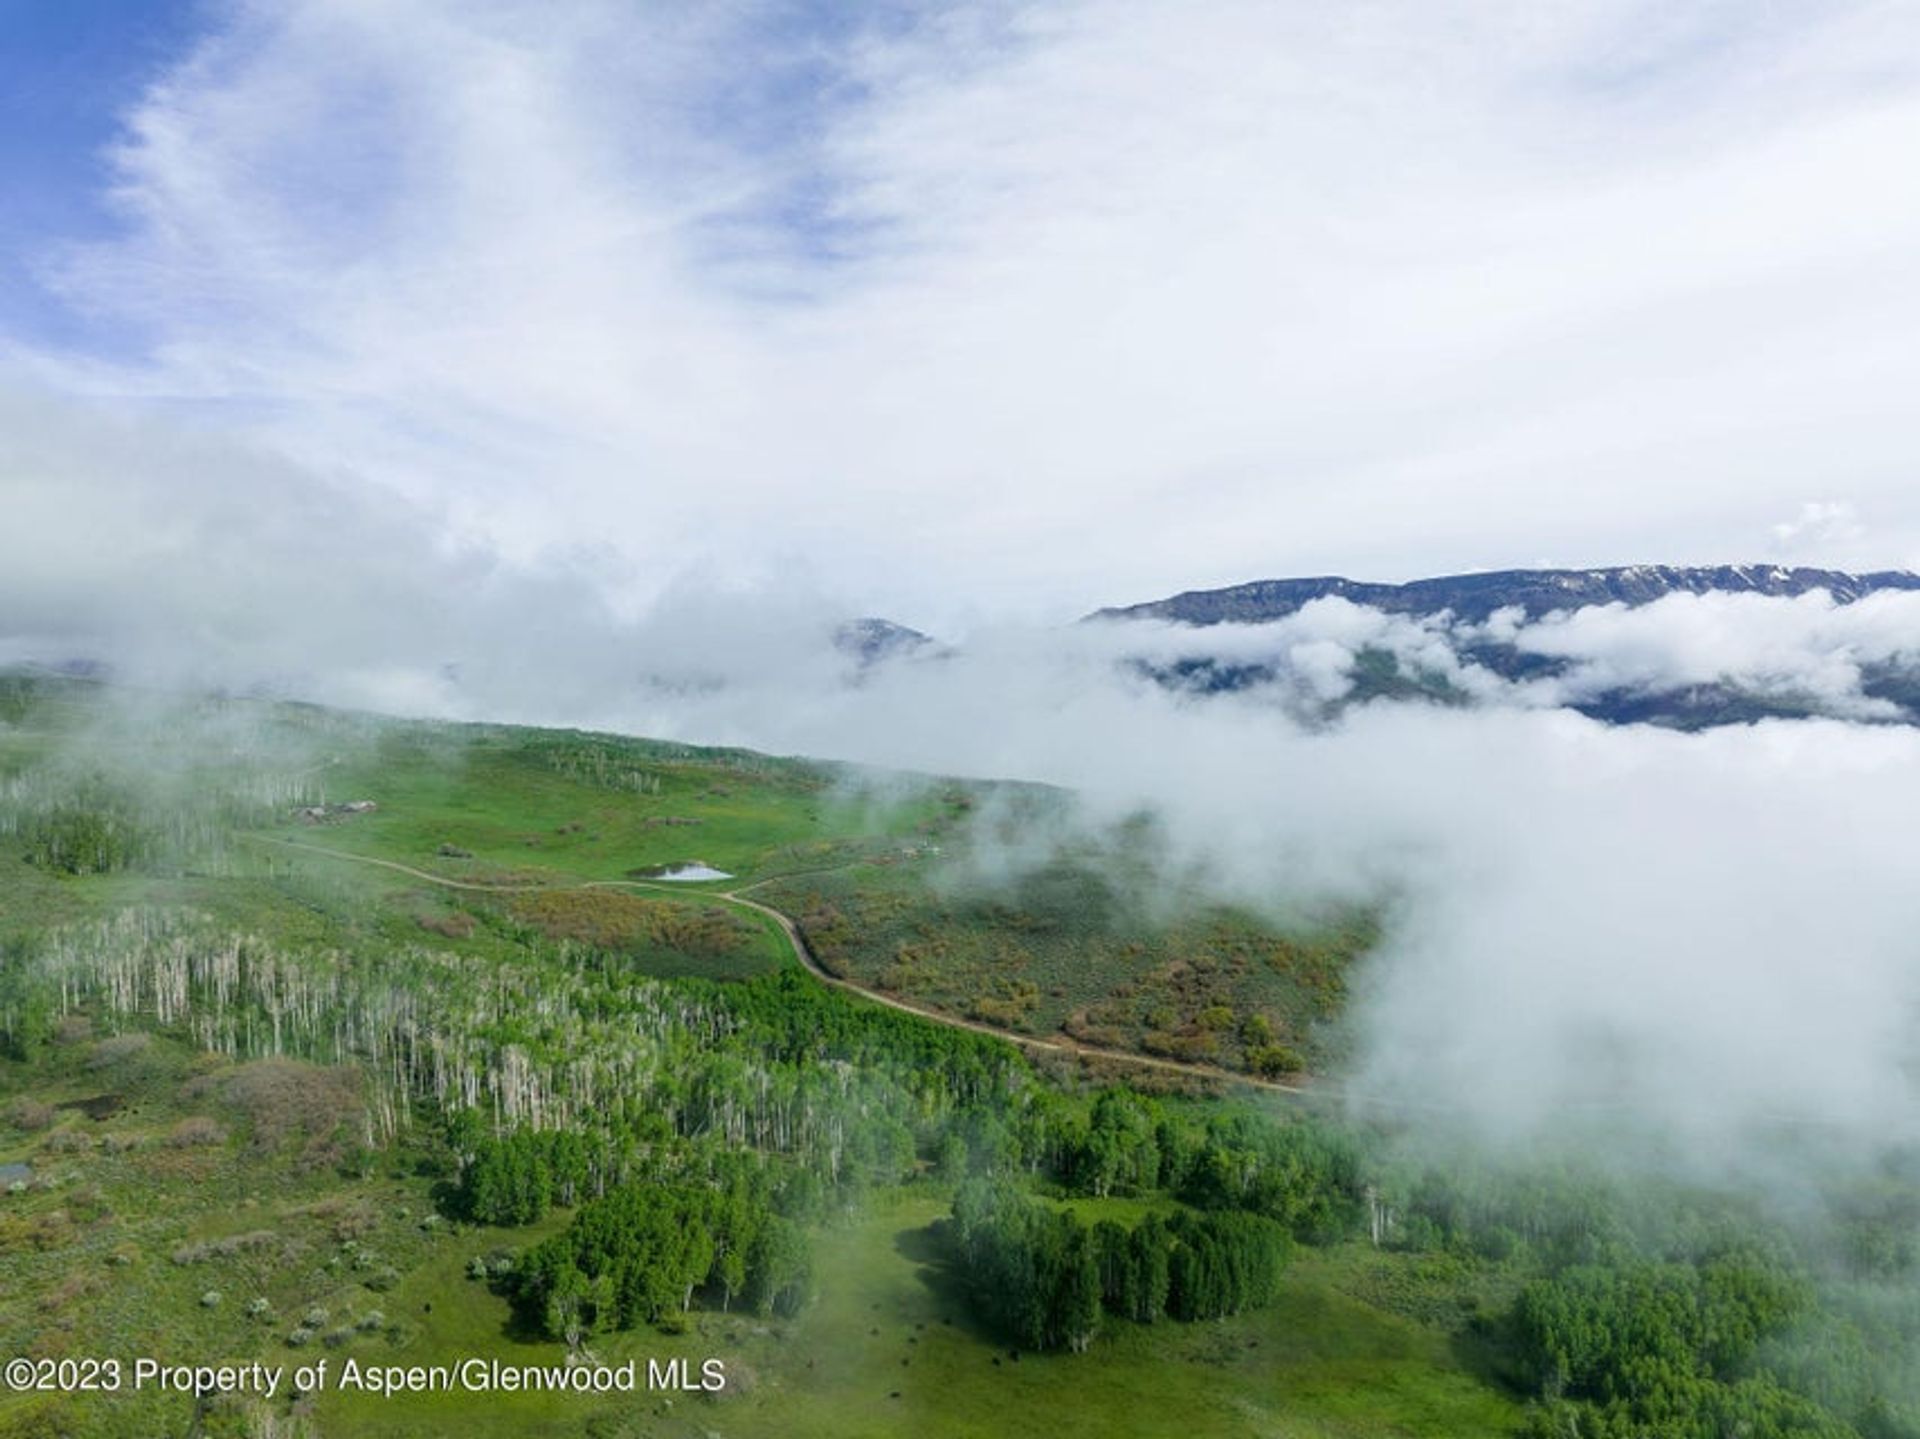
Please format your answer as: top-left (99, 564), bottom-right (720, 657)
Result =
top-left (6, 675), bottom-right (1903, 1439)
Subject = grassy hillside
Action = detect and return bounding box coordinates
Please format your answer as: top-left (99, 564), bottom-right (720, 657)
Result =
top-left (0, 675), bottom-right (1371, 1077)
top-left (4, 675), bottom-right (1910, 1439)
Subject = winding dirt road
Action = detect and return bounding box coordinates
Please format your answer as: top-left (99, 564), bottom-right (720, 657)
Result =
top-left (247, 834), bottom-right (1318, 1098)
top-left (720, 884), bottom-right (1317, 1096)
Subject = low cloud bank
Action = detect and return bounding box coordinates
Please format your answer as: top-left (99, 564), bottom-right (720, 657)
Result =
top-left (4, 385), bottom-right (1918, 1183)
top-left (689, 647), bottom-right (1920, 1174)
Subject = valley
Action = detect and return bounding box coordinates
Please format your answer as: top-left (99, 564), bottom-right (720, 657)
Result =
top-left (1, 674), bottom-right (1914, 1439)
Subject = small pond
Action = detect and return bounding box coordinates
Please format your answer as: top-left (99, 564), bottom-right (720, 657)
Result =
top-left (647, 863), bottom-right (733, 882)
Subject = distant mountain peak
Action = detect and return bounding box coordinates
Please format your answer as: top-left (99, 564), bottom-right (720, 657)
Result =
top-left (832, 617), bottom-right (938, 666)
top-left (1087, 564), bottom-right (1920, 627)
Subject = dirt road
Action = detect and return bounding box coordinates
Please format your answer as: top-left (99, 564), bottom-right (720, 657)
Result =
top-left (248, 834), bottom-right (1318, 1098)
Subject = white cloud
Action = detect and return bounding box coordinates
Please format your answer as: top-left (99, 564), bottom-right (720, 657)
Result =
top-left (1772, 500), bottom-right (1868, 555)
top-left (5, 384), bottom-right (1920, 1176)
top-left (7, 0), bottom-right (1920, 1180)
top-left (612, 613), bottom-right (1920, 1166)
top-left (1502, 589), bottom-right (1920, 716)
top-left (12, 0), bottom-right (1920, 623)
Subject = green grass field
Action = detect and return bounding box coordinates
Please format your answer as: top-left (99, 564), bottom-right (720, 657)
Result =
top-left (1, 1037), bottom-right (1524, 1439)
top-left (2, 679), bottom-right (1374, 1075)
top-left (0, 676), bottom-right (1535, 1438)
top-left (308, 1190), bottom-right (1523, 1439)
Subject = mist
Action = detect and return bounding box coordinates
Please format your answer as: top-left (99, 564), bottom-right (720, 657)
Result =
top-left (3, 0), bottom-right (1920, 1230)
top-left (675, 632), bottom-right (1920, 1166)
top-left (7, 416), bottom-right (1919, 1182)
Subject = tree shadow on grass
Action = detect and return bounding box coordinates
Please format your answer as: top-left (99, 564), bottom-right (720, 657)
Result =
top-left (893, 1219), bottom-right (998, 1346)
top-left (1447, 1315), bottom-right (1527, 1399)
top-left (497, 1309), bottom-right (552, 1346)
top-left (893, 1219), bottom-right (949, 1268)
top-left (465, 1270), bottom-right (561, 1347)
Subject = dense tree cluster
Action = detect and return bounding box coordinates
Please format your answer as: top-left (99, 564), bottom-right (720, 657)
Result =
top-left (950, 1180), bottom-right (1292, 1351)
top-left (1161, 1210), bottom-right (1291, 1320)
top-left (1165, 1110), bottom-right (1361, 1240)
top-left (1362, 1158), bottom-right (1920, 1437)
top-left (1058, 1088), bottom-right (1162, 1196)
top-left (3, 760), bottom-right (315, 878)
top-left (1, 913), bottom-right (1022, 1160)
top-left (512, 1169), bottom-right (810, 1344)
top-left (1358, 1156), bottom-right (1641, 1265)
top-left (19, 804), bottom-right (152, 874)
top-left (455, 1124), bottom-right (682, 1225)
top-left (1030, 1088), bottom-right (1363, 1243)
top-left (951, 1180), bottom-right (1104, 1352)
top-left (1519, 1251), bottom-right (1806, 1388)
top-left (1514, 1255), bottom-right (1856, 1439)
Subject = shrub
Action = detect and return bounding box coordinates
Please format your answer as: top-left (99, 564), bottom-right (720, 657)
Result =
top-left (86, 1033), bottom-right (153, 1069)
top-left (6, 1099), bottom-right (55, 1132)
top-left (52, 1015), bottom-right (93, 1045)
top-left (508, 889), bottom-right (757, 959)
top-left (1247, 1044), bottom-right (1305, 1077)
top-left (166, 1116), bottom-right (226, 1148)
top-left (217, 1060), bottom-right (363, 1156)
top-left (417, 910), bottom-right (476, 939)
top-left (67, 1186), bottom-right (109, 1222)
top-left (172, 1231), bottom-right (278, 1265)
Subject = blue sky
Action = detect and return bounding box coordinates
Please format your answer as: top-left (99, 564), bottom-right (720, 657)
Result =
top-left (0, 0), bottom-right (206, 346)
top-left (5, 0), bottom-right (1920, 631)
top-left (0, 1), bottom-right (943, 338)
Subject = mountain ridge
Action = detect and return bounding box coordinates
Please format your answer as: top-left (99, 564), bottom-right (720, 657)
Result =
top-left (1086, 564), bottom-right (1920, 627)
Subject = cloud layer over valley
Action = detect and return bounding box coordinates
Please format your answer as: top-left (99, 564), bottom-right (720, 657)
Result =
top-left (8, 448), bottom-right (1917, 1179)
top-left (5, 0), bottom-right (1920, 1191)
